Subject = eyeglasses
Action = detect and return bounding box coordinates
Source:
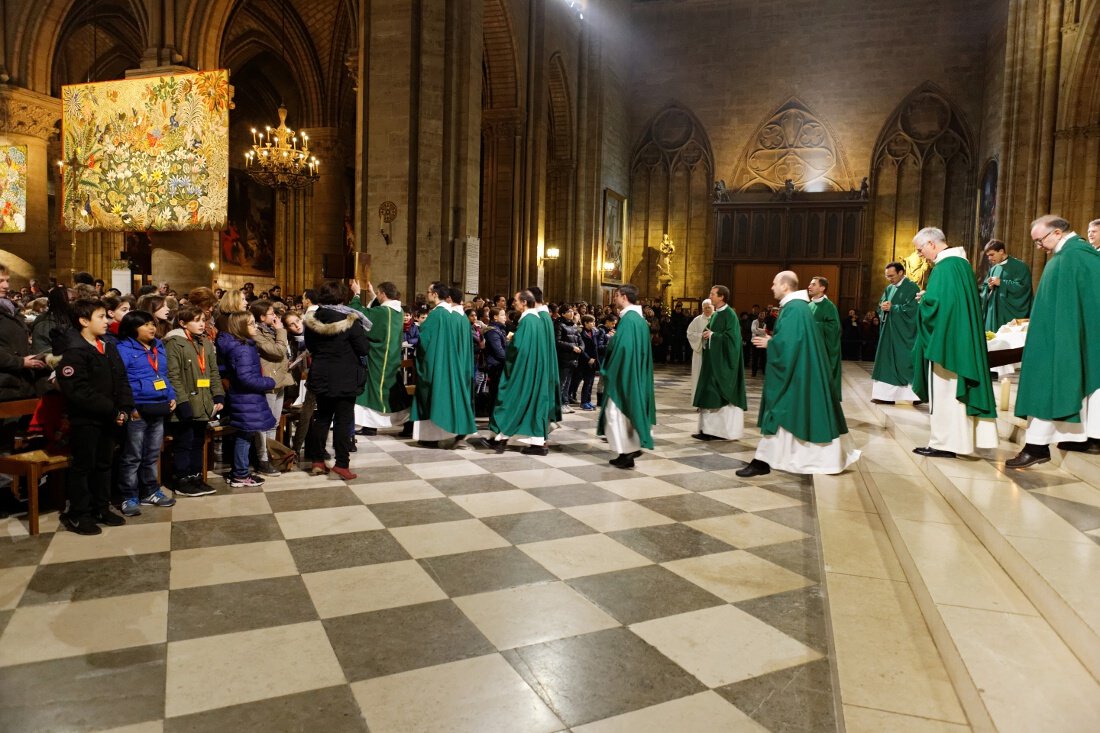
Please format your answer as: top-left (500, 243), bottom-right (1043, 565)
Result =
top-left (1033, 230), bottom-right (1057, 247)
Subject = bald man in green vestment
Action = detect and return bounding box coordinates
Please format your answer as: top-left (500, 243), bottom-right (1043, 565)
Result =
top-left (979, 240), bottom-right (1032, 333)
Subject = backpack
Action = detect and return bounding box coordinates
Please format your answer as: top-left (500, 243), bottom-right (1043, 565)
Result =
top-left (266, 437), bottom-right (298, 472)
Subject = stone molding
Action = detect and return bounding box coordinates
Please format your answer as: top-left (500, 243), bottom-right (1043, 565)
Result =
top-left (0, 85), bottom-right (61, 141)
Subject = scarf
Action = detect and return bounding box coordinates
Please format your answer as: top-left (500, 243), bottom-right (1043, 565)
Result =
top-left (325, 304), bottom-right (372, 329)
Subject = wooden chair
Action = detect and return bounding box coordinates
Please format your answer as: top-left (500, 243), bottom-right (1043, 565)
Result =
top-left (0, 398), bottom-right (69, 536)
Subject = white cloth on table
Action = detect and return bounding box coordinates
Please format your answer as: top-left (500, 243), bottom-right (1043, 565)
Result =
top-left (754, 428), bottom-right (861, 475)
top-left (604, 398), bottom-right (641, 455)
top-left (871, 380), bottom-right (920, 402)
top-left (1024, 388), bottom-right (1100, 445)
top-left (698, 405), bottom-right (744, 440)
top-left (927, 362), bottom-right (998, 454)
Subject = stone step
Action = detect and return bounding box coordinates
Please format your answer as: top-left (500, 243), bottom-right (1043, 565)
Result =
top-left (839, 366), bottom-right (1100, 732)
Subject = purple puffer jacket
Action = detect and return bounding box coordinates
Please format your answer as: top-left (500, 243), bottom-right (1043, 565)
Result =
top-left (216, 331), bottom-right (276, 432)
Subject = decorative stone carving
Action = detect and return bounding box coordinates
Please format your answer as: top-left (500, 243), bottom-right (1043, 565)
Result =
top-left (0, 86), bottom-right (61, 141)
top-left (872, 87), bottom-right (971, 169)
top-left (734, 98), bottom-right (853, 192)
top-left (631, 107), bottom-right (714, 173)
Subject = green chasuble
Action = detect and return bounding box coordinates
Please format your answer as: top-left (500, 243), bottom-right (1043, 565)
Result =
top-left (871, 277), bottom-right (919, 388)
top-left (980, 255), bottom-right (1033, 332)
top-left (449, 307), bottom-right (477, 432)
top-left (597, 308), bottom-right (656, 449)
top-left (758, 297), bottom-right (847, 443)
top-left (808, 296), bottom-right (843, 400)
top-left (911, 253), bottom-right (996, 418)
top-left (1015, 236), bottom-right (1100, 422)
top-left (411, 304), bottom-right (476, 434)
top-left (537, 309), bottom-right (563, 423)
top-left (692, 305), bottom-right (747, 410)
top-left (350, 296), bottom-right (409, 413)
top-left (489, 311), bottom-right (553, 437)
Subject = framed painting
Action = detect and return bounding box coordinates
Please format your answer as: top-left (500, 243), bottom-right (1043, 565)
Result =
top-left (219, 169), bottom-right (276, 275)
top-left (0, 145), bottom-right (28, 233)
top-left (61, 70), bottom-right (230, 232)
top-left (601, 189), bottom-right (626, 285)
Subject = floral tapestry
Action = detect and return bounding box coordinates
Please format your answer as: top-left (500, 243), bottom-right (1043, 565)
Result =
top-left (0, 145), bottom-right (28, 233)
top-left (61, 70), bottom-right (230, 232)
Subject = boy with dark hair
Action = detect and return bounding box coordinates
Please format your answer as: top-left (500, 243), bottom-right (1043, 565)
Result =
top-left (576, 314), bottom-right (603, 410)
top-left (56, 299), bottom-right (134, 534)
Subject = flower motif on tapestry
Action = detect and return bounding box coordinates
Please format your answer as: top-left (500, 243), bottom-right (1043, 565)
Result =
top-left (734, 98), bottom-right (852, 193)
top-left (0, 145), bottom-right (28, 233)
top-left (61, 70), bottom-right (230, 232)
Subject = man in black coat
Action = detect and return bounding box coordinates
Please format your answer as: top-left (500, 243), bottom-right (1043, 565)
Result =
top-left (0, 266), bottom-right (45, 404)
top-left (554, 305), bottom-right (583, 413)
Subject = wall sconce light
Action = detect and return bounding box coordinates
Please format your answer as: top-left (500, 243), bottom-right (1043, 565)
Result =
top-left (208, 261), bottom-right (216, 271)
top-left (544, 246), bottom-right (561, 261)
top-left (379, 201), bottom-right (397, 245)
top-left (602, 261), bottom-right (615, 272)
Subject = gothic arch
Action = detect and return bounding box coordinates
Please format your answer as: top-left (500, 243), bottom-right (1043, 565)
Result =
top-left (1052, 0), bottom-right (1100, 230)
top-left (868, 83), bottom-right (976, 280)
top-left (733, 97), bottom-right (853, 193)
top-left (50, 1), bottom-right (146, 94)
top-left (483, 0), bottom-right (519, 110)
top-left (544, 52), bottom-right (575, 297)
top-left (628, 105), bottom-right (715, 300)
top-left (547, 54), bottom-right (573, 162)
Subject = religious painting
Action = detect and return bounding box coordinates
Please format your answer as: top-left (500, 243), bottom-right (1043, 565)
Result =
top-left (61, 70), bottom-right (230, 232)
top-left (0, 145), bottom-right (28, 233)
top-left (602, 189), bottom-right (626, 284)
top-left (977, 159), bottom-right (997, 248)
top-left (219, 169), bottom-right (275, 275)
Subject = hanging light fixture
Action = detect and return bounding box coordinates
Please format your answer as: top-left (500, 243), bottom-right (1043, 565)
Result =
top-left (245, 0), bottom-right (320, 191)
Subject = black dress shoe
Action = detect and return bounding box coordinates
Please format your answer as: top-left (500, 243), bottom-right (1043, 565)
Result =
top-left (521, 445), bottom-right (548, 456)
top-left (484, 437), bottom-right (507, 454)
top-left (628, 450), bottom-right (643, 459)
top-left (359, 427), bottom-right (377, 436)
top-left (94, 509), bottom-right (126, 526)
top-left (1058, 440), bottom-right (1100, 454)
top-left (913, 447), bottom-right (957, 458)
top-left (735, 459), bottom-right (771, 477)
top-left (913, 400), bottom-right (925, 406)
top-left (399, 423), bottom-right (414, 438)
top-left (870, 399), bottom-right (895, 405)
top-left (1006, 448), bottom-right (1051, 469)
top-left (609, 454), bottom-right (635, 469)
top-left (417, 440), bottom-right (439, 448)
top-left (691, 433), bottom-right (718, 441)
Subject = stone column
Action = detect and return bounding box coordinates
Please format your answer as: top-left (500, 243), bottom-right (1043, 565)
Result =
top-left (0, 85), bottom-right (60, 285)
top-left (300, 127), bottom-right (345, 285)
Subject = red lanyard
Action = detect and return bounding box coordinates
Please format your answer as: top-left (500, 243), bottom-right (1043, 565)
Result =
top-left (145, 344), bottom-right (159, 374)
top-left (185, 331), bottom-right (207, 374)
top-left (95, 339), bottom-right (104, 355)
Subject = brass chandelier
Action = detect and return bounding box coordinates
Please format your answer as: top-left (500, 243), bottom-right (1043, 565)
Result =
top-left (245, 110), bottom-right (319, 191)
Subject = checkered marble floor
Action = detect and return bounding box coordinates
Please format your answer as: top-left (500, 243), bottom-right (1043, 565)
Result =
top-left (0, 366), bottom-right (836, 733)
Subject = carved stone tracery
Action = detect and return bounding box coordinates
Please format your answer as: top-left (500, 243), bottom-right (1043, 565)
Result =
top-left (734, 98), bottom-right (852, 192)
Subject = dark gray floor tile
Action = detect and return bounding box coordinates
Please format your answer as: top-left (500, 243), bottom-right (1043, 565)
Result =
top-left (264, 485), bottom-right (364, 513)
top-left (567, 565), bottom-right (725, 624)
top-left (660, 472), bottom-right (746, 491)
top-left (419, 546), bottom-right (556, 596)
top-left (1029, 493), bottom-right (1100, 533)
top-left (481, 509), bottom-right (597, 544)
top-left (637, 493), bottom-right (740, 522)
top-left (164, 684), bottom-right (368, 733)
top-left (670, 453), bottom-right (749, 471)
top-left (715, 659), bottom-right (837, 733)
top-left (762, 479), bottom-right (813, 502)
top-left (0, 608), bottom-right (12, 637)
top-left (0, 533), bottom-right (53, 568)
top-left (504, 627), bottom-right (706, 727)
top-left (288, 529), bottom-right (410, 573)
top-left (168, 575), bottom-right (318, 641)
top-left (171, 514), bottom-right (284, 550)
top-left (472, 455), bottom-right (551, 473)
top-left (748, 538), bottom-right (823, 584)
top-left (526, 483), bottom-right (623, 507)
top-left (394, 449), bottom-right (470, 465)
top-left (564, 464), bottom-right (650, 483)
top-left (0, 644), bottom-right (166, 732)
top-left (427, 474), bottom-right (522, 496)
top-left (20, 552), bottom-right (170, 606)
top-left (607, 523), bottom-right (735, 563)
top-left (756, 505), bottom-right (818, 536)
top-left (346, 465), bottom-right (419, 484)
top-left (324, 600), bottom-right (494, 681)
top-left (368, 498), bottom-right (473, 527)
top-left (735, 585), bottom-right (829, 653)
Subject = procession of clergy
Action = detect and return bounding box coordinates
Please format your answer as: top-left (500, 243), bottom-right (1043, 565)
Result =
top-left (378, 214), bottom-right (1100, 477)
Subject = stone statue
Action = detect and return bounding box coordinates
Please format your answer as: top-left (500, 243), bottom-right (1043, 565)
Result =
top-left (859, 176), bottom-right (870, 200)
top-left (713, 179), bottom-right (731, 202)
top-left (775, 178), bottom-right (795, 201)
top-left (656, 233), bottom-right (675, 305)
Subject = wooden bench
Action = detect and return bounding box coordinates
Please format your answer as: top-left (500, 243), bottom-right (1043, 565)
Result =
top-left (0, 398), bottom-right (69, 536)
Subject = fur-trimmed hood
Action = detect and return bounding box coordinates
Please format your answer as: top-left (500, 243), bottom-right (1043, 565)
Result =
top-left (304, 311), bottom-right (361, 335)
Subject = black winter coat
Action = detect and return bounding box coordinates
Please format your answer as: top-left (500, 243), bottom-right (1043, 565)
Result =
top-left (555, 319), bottom-right (583, 368)
top-left (483, 324), bottom-right (508, 371)
top-left (56, 337), bottom-right (134, 426)
top-left (0, 308), bottom-right (36, 402)
top-left (304, 307), bottom-right (371, 398)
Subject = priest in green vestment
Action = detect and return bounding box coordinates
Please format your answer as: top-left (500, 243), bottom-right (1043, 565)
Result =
top-left (448, 286), bottom-right (476, 433)
top-left (979, 240), bottom-right (1033, 333)
top-left (412, 283), bottom-right (477, 446)
top-left (871, 261), bottom-right (921, 404)
top-left (807, 276), bottom-right (843, 401)
top-left (530, 286), bottom-right (562, 426)
top-left (910, 227), bottom-right (998, 459)
top-left (1008, 216), bottom-right (1100, 468)
top-left (597, 284), bottom-right (656, 469)
top-left (485, 290), bottom-right (554, 455)
top-left (349, 280), bottom-right (411, 431)
top-left (736, 271), bottom-right (859, 477)
top-left (691, 285), bottom-right (746, 441)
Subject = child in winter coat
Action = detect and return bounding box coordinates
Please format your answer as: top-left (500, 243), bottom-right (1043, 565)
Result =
top-left (116, 310), bottom-right (177, 515)
top-left (165, 305), bottom-right (224, 497)
top-left (216, 311), bottom-right (276, 488)
top-left (56, 299), bottom-right (134, 535)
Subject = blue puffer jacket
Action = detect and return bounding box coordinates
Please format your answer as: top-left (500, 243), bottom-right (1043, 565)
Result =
top-left (116, 337), bottom-right (177, 407)
top-left (216, 331), bottom-right (276, 432)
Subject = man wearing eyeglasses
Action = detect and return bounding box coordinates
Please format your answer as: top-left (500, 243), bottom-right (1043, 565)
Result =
top-left (1009, 216), bottom-right (1100, 467)
top-left (910, 227), bottom-right (998, 459)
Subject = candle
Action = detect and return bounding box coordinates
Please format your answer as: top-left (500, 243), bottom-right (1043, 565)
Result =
top-left (999, 378), bottom-right (1011, 412)
top-left (251, 128), bottom-right (257, 144)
